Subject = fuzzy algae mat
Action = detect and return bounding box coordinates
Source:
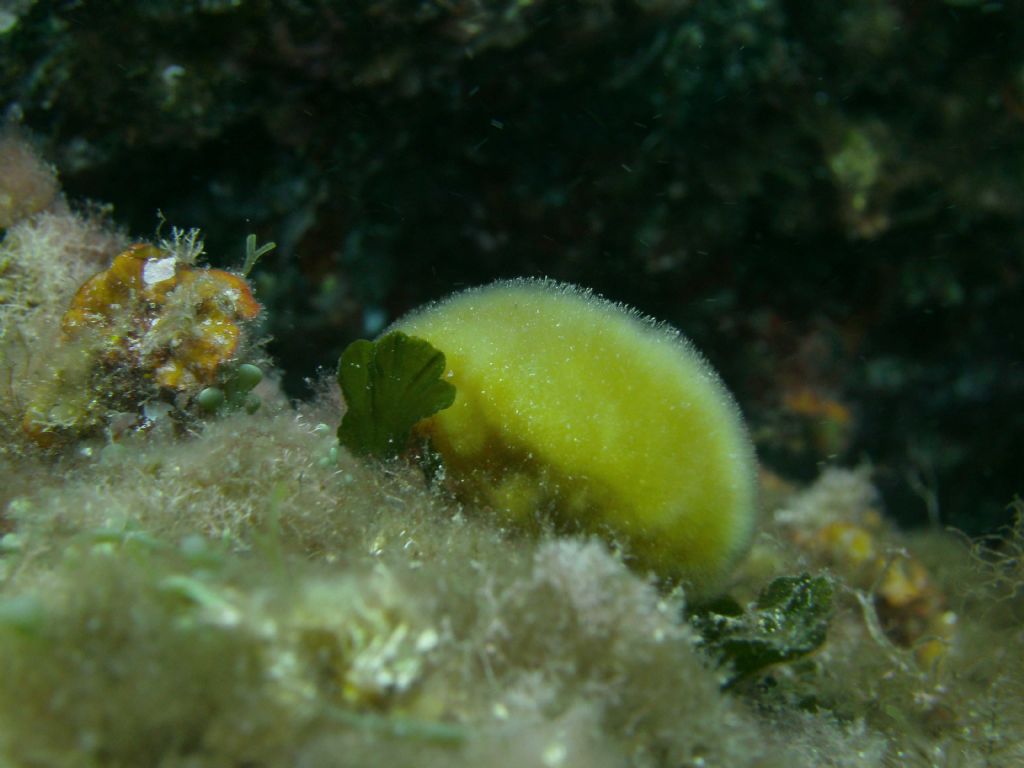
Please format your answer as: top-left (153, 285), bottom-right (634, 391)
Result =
top-left (3, 409), bottom-right (1023, 767)
top-left (0, 411), bottom-right (756, 768)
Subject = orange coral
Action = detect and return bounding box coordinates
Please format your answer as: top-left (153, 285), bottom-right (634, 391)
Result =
top-left (61, 243), bottom-right (259, 391)
top-left (22, 242), bottom-right (260, 445)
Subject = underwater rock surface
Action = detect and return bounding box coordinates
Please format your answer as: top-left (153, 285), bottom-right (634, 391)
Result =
top-left (1, 4), bottom-right (1023, 764)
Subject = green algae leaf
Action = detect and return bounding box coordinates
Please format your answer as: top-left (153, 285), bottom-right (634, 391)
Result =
top-left (691, 573), bottom-right (833, 688)
top-left (326, 706), bottom-right (467, 745)
top-left (337, 331), bottom-right (456, 459)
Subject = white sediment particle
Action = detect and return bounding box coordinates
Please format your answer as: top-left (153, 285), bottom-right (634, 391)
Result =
top-left (142, 256), bottom-right (177, 286)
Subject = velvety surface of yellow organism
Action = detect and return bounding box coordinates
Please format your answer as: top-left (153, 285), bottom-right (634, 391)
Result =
top-left (392, 279), bottom-right (757, 594)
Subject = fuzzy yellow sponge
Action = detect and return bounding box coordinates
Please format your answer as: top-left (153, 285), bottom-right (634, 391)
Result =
top-left (393, 279), bottom-right (757, 593)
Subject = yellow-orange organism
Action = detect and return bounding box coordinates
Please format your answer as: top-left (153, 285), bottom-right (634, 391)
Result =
top-left (392, 279), bottom-right (758, 594)
top-left (61, 243), bottom-right (259, 390)
top-left (23, 243), bottom-right (260, 444)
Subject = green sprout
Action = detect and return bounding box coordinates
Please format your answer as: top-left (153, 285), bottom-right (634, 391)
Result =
top-left (336, 331), bottom-right (456, 459)
top-left (241, 234), bottom-right (276, 278)
top-left (690, 573), bottom-right (834, 688)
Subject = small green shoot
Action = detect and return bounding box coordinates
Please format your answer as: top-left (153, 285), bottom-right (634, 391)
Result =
top-left (325, 706), bottom-right (467, 745)
top-left (690, 573), bottom-right (834, 688)
top-left (242, 234), bottom-right (276, 277)
top-left (337, 331), bottom-right (456, 459)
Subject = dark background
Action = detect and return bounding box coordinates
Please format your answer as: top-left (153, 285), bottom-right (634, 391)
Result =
top-left (2, 0), bottom-right (1022, 534)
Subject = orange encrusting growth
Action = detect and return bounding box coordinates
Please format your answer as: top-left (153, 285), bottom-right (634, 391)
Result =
top-left (22, 242), bottom-right (260, 445)
top-left (61, 243), bottom-right (260, 390)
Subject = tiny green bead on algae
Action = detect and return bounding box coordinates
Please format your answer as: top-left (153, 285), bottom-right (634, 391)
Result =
top-left (232, 363), bottom-right (263, 393)
top-left (391, 279), bottom-right (757, 595)
top-left (196, 386), bottom-right (225, 412)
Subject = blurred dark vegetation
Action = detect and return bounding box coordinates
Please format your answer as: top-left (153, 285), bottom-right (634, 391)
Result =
top-left (2, 0), bottom-right (1021, 534)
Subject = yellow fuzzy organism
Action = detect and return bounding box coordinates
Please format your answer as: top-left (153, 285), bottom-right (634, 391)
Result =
top-left (392, 279), bottom-right (757, 594)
